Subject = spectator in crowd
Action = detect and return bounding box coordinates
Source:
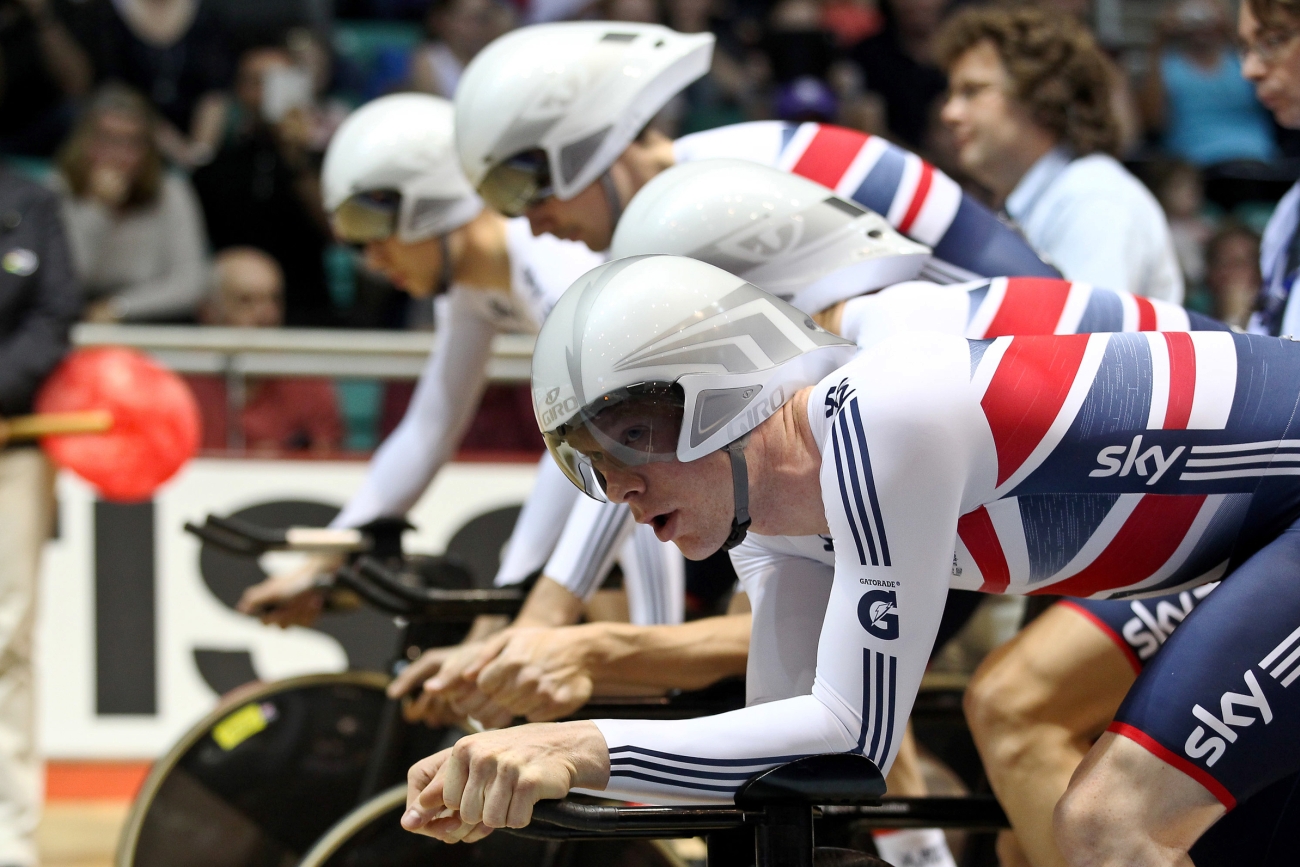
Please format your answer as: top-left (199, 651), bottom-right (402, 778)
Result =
top-left (821, 0), bottom-right (882, 49)
top-left (192, 44), bottom-right (335, 327)
top-left (604, 0), bottom-right (659, 24)
top-left (849, 0), bottom-right (948, 149)
top-left (1141, 0), bottom-right (1278, 166)
top-left (764, 0), bottom-right (838, 85)
top-left (0, 166), bottom-right (82, 867)
top-left (938, 5), bottom-right (1184, 302)
top-left (188, 247), bottom-right (343, 451)
top-left (1204, 222), bottom-right (1263, 327)
top-left (0, 0), bottom-right (92, 156)
top-left (658, 0), bottom-right (757, 133)
top-left (74, 0), bottom-right (232, 167)
top-left (409, 0), bottom-right (514, 97)
top-left (1151, 159), bottom-right (1216, 290)
top-left (773, 75), bottom-right (839, 123)
top-left (54, 85), bottom-right (209, 323)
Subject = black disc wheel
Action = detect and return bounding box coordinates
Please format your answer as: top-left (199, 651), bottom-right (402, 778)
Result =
top-left (300, 785), bottom-right (688, 867)
top-left (116, 673), bottom-right (454, 867)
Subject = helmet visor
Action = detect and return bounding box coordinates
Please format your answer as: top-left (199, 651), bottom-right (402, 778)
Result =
top-left (543, 383), bottom-right (685, 498)
top-left (479, 150), bottom-right (553, 218)
top-left (332, 190), bottom-right (402, 244)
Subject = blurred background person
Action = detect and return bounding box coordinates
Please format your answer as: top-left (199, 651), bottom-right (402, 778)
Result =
top-left (192, 43), bottom-right (335, 327)
top-left (938, 5), bottom-right (1183, 302)
top-left (1141, 0), bottom-right (1278, 168)
top-left (408, 0), bottom-right (513, 97)
top-left (1204, 221), bottom-right (1263, 327)
top-left (0, 0), bottom-right (91, 157)
top-left (75, 0), bottom-right (232, 167)
top-left (1242, 0), bottom-right (1300, 337)
top-left (0, 165), bottom-right (81, 867)
top-left (848, 0), bottom-right (948, 149)
top-left (1151, 158), bottom-right (1217, 297)
top-left (773, 74), bottom-right (838, 123)
top-left (54, 84), bottom-right (209, 323)
top-left (187, 247), bottom-right (343, 451)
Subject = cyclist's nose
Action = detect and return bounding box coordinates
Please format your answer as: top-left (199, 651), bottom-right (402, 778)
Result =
top-left (600, 465), bottom-right (643, 505)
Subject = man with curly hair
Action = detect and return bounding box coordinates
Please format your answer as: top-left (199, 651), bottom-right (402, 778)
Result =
top-left (938, 6), bottom-right (1184, 303)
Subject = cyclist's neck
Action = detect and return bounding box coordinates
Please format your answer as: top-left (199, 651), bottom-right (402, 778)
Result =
top-left (746, 387), bottom-right (829, 538)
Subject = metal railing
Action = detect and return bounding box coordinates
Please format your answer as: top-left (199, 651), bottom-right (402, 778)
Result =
top-left (72, 324), bottom-right (536, 450)
top-left (71, 324), bottom-right (536, 382)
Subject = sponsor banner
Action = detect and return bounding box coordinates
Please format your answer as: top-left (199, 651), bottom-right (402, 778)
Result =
top-left (37, 457), bottom-right (537, 759)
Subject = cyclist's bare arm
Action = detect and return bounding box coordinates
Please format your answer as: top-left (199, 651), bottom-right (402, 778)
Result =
top-left (964, 604), bottom-right (1135, 867)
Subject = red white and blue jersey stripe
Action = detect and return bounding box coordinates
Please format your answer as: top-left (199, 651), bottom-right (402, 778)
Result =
top-left (842, 277), bottom-right (1202, 352)
top-left (591, 329), bottom-right (1300, 805)
top-left (673, 122), bottom-right (1059, 283)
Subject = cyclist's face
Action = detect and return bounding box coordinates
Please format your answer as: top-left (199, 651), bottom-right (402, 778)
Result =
top-left (1239, 3), bottom-right (1300, 128)
top-left (570, 427), bottom-right (735, 559)
top-left (524, 179), bottom-right (615, 251)
top-left (363, 235), bottom-right (444, 297)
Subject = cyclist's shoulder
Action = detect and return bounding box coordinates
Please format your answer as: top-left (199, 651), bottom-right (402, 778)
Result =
top-left (672, 121), bottom-right (792, 164)
top-left (809, 333), bottom-right (976, 439)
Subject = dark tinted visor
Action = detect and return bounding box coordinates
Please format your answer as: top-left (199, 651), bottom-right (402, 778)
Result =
top-left (331, 189), bottom-right (402, 244)
top-left (479, 150), bottom-right (553, 218)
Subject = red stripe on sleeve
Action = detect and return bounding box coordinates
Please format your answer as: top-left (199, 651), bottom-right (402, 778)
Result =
top-left (1039, 495), bottom-right (1206, 599)
top-left (1163, 332), bottom-right (1197, 430)
top-left (789, 125), bottom-right (869, 190)
top-left (1057, 600), bottom-right (1142, 675)
top-left (1135, 296), bottom-right (1157, 331)
top-left (983, 278), bottom-right (1073, 337)
top-left (1108, 722), bottom-right (1236, 809)
top-left (981, 334), bottom-right (1091, 486)
top-left (958, 507), bottom-right (1011, 593)
top-left (897, 161), bottom-right (934, 234)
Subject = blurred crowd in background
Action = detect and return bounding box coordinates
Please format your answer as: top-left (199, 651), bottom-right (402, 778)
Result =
top-left (3, 0), bottom-right (1291, 451)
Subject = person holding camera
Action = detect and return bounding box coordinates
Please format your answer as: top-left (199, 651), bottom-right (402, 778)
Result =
top-left (0, 166), bottom-right (80, 867)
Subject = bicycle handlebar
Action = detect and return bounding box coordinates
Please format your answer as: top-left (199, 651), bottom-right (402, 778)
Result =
top-left (185, 515), bottom-right (371, 555)
top-left (186, 513), bottom-right (526, 621)
top-left (524, 795), bottom-right (1008, 838)
top-left (529, 800), bottom-right (749, 836)
top-left (353, 557), bottom-right (524, 616)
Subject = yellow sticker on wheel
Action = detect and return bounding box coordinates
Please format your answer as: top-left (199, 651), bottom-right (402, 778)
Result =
top-left (212, 703), bottom-right (270, 751)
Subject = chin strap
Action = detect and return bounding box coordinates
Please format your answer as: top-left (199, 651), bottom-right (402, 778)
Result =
top-left (436, 235), bottom-right (454, 296)
top-left (721, 434), bottom-right (752, 551)
top-left (599, 172), bottom-right (624, 231)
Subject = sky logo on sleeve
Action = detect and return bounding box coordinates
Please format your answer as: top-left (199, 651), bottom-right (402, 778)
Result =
top-left (859, 589), bottom-right (899, 640)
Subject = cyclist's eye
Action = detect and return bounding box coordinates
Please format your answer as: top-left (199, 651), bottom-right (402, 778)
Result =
top-left (622, 425), bottom-right (650, 448)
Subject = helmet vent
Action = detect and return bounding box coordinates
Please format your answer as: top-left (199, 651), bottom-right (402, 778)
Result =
top-left (560, 125), bottom-right (612, 185)
top-left (691, 386), bottom-right (763, 447)
top-left (823, 196), bottom-right (867, 217)
top-left (409, 197), bottom-right (460, 234)
top-left (601, 32), bottom-right (638, 42)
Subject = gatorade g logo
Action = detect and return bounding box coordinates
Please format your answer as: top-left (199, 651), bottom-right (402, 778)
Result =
top-left (858, 590), bottom-right (899, 640)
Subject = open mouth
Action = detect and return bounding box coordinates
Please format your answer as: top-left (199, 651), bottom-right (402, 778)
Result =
top-left (651, 511), bottom-right (676, 542)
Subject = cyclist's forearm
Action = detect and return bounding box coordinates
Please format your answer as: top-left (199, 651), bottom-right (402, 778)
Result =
top-left (512, 575), bottom-right (587, 628)
top-left (585, 614), bottom-right (751, 692)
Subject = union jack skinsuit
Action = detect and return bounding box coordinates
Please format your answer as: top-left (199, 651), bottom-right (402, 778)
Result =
top-left (589, 330), bottom-right (1300, 813)
top-left (673, 121), bottom-right (1060, 283)
top-left (538, 277), bottom-right (1213, 623)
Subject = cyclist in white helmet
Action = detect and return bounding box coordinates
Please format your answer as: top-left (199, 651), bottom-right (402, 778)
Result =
top-left (453, 21), bottom-right (1059, 281)
top-left (232, 93), bottom-right (673, 643)
top-left (402, 162), bottom-right (1212, 866)
top-left (411, 162), bottom-right (1209, 721)
top-left (402, 254), bottom-right (1300, 867)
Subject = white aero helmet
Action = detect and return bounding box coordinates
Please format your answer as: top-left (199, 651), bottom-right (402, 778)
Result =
top-left (455, 22), bottom-right (714, 217)
top-left (533, 255), bottom-right (855, 548)
top-left (610, 159), bottom-right (931, 314)
top-left (322, 93), bottom-right (483, 245)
